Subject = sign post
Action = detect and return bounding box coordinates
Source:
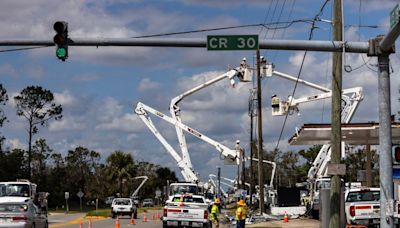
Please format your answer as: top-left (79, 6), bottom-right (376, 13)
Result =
top-left (77, 190), bottom-right (84, 212)
top-left (64, 192), bottom-right (69, 214)
top-left (207, 35), bottom-right (258, 51)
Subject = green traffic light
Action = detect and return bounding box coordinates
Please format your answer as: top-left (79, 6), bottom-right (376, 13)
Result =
top-left (56, 47), bottom-right (67, 59)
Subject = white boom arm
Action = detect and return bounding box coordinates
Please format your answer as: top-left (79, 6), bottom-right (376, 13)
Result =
top-left (267, 64), bottom-right (363, 181)
top-left (169, 64), bottom-right (252, 173)
top-left (246, 157), bottom-right (276, 188)
top-left (135, 109), bottom-right (199, 182)
top-left (208, 175), bottom-right (228, 198)
top-left (130, 176), bottom-right (149, 198)
top-left (135, 102), bottom-right (240, 165)
top-left (209, 174), bottom-right (250, 188)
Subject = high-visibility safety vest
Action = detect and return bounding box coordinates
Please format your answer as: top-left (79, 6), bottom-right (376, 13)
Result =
top-left (210, 204), bottom-right (219, 221)
top-left (235, 206), bottom-right (247, 220)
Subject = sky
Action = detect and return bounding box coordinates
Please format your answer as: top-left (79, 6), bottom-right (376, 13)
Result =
top-left (0, 0), bottom-right (400, 183)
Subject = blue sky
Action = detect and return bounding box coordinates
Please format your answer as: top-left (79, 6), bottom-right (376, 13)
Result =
top-left (1, 0), bottom-right (400, 182)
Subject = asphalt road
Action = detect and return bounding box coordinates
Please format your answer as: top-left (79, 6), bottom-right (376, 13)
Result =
top-left (49, 211), bottom-right (163, 228)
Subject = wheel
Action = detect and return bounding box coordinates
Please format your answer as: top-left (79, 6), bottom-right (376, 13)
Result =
top-left (163, 221), bottom-right (168, 228)
top-left (44, 221), bottom-right (48, 228)
top-left (32, 223), bottom-right (35, 228)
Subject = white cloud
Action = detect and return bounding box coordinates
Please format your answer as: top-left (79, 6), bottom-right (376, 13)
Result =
top-left (138, 78), bottom-right (160, 92)
top-left (4, 138), bottom-right (26, 150)
top-left (54, 90), bottom-right (77, 107)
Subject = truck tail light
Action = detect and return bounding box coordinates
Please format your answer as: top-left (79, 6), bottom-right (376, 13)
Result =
top-left (204, 209), bottom-right (208, 219)
top-left (12, 215), bottom-right (27, 222)
top-left (163, 208), bottom-right (167, 217)
top-left (350, 206), bottom-right (355, 217)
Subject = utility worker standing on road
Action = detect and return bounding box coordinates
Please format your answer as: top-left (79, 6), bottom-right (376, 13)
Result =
top-left (235, 199), bottom-right (247, 228)
top-left (210, 198), bottom-right (220, 227)
top-left (211, 198), bottom-right (221, 227)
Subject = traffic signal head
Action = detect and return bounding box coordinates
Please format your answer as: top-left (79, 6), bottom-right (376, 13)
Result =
top-left (53, 21), bottom-right (68, 61)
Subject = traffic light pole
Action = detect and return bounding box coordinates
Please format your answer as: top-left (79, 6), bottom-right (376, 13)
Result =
top-left (0, 38), bottom-right (368, 52)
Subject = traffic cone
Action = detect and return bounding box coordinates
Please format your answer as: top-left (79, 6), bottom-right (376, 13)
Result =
top-left (143, 212), bottom-right (147, 222)
top-left (79, 220), bottom-right (83, 228)
top-left (88, 219), bottom-right (93, 228)
top-left (130, 212), bottom-right (135, 225)
top-left (115, 216), bottom-right (120, 228)
top-left (157, 211), bottom-right (160, 219)
top-left (152, 211), bottom-right (155, 220)
top-left (283, 211), bottom-right (289, 222)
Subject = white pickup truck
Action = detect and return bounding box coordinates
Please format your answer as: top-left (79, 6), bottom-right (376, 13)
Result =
top-left (162, 194), bottom-right (211, 228)
top-left (111, 198), bottom-right (137, 219)
top-left (344, 187), bottom-right (380, 227)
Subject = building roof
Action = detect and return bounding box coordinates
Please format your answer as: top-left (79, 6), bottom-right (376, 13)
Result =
top-left (288, 122), bottom-right (400, 145)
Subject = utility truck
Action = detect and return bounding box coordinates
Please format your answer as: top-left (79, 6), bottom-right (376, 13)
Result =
top-left (135, 59), bottom-right (252, 187)
top-left (162, 194), bottom-right (211, 228)
top-left (265, 62), bottom-right (363, 217)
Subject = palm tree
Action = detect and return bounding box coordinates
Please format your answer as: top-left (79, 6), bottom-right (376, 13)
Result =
top-left (105, 151), bottom-right (136, 196)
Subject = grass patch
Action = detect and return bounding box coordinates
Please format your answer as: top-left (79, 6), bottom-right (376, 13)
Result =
top-left (86, 209), bottom-right (110, 217)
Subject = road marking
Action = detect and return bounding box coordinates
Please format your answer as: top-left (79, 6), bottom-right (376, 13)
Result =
top-left (49, 216), bottom-right (108, 228)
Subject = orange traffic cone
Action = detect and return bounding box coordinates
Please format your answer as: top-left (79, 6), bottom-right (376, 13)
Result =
top-left (130, 212), bottom-right (135, 225)
top-left (88, 219), bottom-right (92, 228)
top-left (283, 212), bottom-right (289, 222)
top-left (115, 216), bottom-right (120, 228)
top-left (143, 212), bottom-right (147, 222)
top-left (79, 220), bottom-right (83, 228)
top-left (157, 211), bottom-right (160, 220)
top-left (152, 212), bottom-right (155, 220)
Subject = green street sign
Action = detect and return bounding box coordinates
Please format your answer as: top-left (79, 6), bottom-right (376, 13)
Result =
top-left (390, 4), bottom-right (400, 29)
top-left (207, 35), bottom-right (258, 51)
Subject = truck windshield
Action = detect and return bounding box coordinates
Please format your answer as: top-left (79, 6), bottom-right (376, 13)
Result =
top-left (0, 184), bottom-right (30, 197)
top-left (316, 180), bottom-right (331, 190)
top-left (172, 197), bottom-right (204, 203)
top-left (346, 190), bottom-right (380, 202)
top-left (170, 185), bottom-right (198, 195)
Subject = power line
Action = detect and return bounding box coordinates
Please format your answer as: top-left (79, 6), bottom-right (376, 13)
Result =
top-left (274, 0), bottom-right (331, 151)
top-left (0, 45), bottom-right (51, 53)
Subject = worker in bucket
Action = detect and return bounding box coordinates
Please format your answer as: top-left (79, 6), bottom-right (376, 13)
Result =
top-left (235, 199), bottom-right (247, 228)
top-left (210, 198), bottom-right (221, 227)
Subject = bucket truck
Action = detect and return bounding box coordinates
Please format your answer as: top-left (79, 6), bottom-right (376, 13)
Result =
top-left (265, 63), bottom-right (363, 217)
top-left (135, 59), bottom-right (252, 186)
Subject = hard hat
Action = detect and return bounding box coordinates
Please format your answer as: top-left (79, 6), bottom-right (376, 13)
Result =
top-left (236, 140), bottom-right (240, 144)
top-left (302, 193), bottom-right (306, 197)
top-left (214, 198), bottom-right (221, 204)
top-left (237, 199), bottom-right (245, 206)
top-left (242, 57), bottom-right (246, 61)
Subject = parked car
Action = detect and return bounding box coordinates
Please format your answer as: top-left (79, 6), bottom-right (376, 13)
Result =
top-left (142, 198), bottom-right (154, 207)
top-left (0, 197), bottom-right (48, 228)
top-left (111, 198), bottom-right (137, 219)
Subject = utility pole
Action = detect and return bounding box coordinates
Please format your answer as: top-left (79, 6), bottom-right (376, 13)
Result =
top-left (249, 93), bottom-right (255, 205)
top-left (256, 49), bottom-right (265, 213)
top-left (330, 0), bottom-right (343, 227)
top-left (217, 167), bottom-right (221, 198)
top-left (241, 148), bottom-right (246, 190)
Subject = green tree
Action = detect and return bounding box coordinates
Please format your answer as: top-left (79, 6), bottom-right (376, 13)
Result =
top-left (0, 84), bottom-right (8, 152)
top-left (14, 86), bottom-right (62, 179)
top-left (31, 138), bottom-right (53, 188)
top-left (0, 148), bottom-right (27, 181)
top-left (64, 147), bottom-right (100, 198)
top-left (104, 151), bottom-right (136, 196)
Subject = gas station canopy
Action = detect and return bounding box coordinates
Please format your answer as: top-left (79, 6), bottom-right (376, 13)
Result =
top-left (288, 122), bottom-right (400, 145)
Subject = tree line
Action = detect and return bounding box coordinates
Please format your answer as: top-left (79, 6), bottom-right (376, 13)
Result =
top-left (0, 84), bottom-right (178, 208)
top-left (0, 84), bottom-right (378, 208)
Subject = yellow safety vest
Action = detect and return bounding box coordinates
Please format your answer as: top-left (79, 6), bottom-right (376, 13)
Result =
top-left (210, 204), bottom-right (219, 221)
top-left (235, 206), bottom-right (247, 220)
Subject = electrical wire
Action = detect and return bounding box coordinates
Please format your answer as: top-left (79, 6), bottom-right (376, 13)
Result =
top-left (0, 45), bottom-right (52, 53)
top-left (274, 0), bottom-right (331, 151)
